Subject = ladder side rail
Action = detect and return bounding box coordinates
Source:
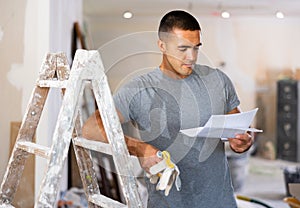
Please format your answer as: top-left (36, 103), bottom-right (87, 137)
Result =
top-left (0, 52), bottom-right (59, 205)
top-left (35, 70), bottom-right (85, 207)
top-left (92, 77), bottom-right (143, 208)
top-left (72, 109), bottom-right (101, 208)
top-left (0, 86), bottom-right (50, 204)
top-left (72, 143), bottom-right (101, 208)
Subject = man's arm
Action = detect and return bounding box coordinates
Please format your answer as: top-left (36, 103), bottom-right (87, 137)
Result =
top-left (82, 110), bottom-right (161, 173)
top-left (227, 107), bottom-right (253, 153)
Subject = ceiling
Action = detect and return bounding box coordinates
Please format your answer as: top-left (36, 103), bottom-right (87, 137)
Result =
top-left (83, 0), bottom-right (300, 18)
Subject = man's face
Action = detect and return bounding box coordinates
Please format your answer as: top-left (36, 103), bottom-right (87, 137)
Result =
top-left (159, 28), bottom-right (201, 79)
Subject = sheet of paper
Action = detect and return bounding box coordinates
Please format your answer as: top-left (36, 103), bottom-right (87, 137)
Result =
top-left (180, 108), bottom-right (263, 138)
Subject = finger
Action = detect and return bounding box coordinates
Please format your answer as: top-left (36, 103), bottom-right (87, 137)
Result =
top-left (235, 133), bottom-right (249, 139)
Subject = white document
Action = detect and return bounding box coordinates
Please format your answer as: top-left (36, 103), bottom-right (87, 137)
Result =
top-left (180, 108), bottom-right (263, 138)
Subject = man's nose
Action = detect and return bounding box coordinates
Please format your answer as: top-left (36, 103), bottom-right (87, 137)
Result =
top-left (186, 49), bottom-right (197, 62)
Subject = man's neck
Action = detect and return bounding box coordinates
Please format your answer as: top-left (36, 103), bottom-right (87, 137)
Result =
top-left (159, 57), bottom-right (189, 79)
top-left (159, 66), bottom-right (183, 80)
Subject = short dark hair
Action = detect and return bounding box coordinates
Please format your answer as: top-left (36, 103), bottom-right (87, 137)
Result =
top-left (158, 10), bottom-right (201, 40)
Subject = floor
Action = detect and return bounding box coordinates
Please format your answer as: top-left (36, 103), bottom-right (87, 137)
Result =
top-left (57, 155), bottom-right (300, 207)
top-left (235, 156), bottom-right (299, 208)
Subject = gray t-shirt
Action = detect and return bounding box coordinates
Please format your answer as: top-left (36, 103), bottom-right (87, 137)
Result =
top-left (113, 64), bottom-right (240, 208)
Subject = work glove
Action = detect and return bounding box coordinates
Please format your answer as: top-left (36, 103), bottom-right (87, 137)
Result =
top-left (146, 151), bottom-right (181, 196)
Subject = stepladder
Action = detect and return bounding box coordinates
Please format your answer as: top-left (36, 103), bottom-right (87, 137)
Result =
top-left (0, 49), bottom-right (144, 208)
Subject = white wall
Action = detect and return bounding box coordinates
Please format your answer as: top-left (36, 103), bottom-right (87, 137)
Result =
top-left (0, 0), bottom-right (26, 181)
top-left (0, 0), bottom-right (82, 202)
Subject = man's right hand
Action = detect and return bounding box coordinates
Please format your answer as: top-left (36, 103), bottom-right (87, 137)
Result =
top-left (138, 149), bottom-right (162, 173)
top-left (125, 136), bottom-right (162, 173)
top-left (147, 151), bottom-right (182, 196)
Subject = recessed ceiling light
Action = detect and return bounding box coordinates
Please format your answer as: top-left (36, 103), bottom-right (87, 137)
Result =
top-left (276, 11), bottom-right (284, 19)
top-left (221, 11), bottom-right (230, 19)
top-left (123, 11), bottom-right (133, 19)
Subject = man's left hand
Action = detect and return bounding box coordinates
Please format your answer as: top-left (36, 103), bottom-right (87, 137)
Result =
top-left (228, 133), bottom-right (253, 153)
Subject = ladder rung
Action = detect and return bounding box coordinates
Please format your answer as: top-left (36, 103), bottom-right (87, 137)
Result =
top-left (73, 137), bottom-right (112, 155)
top-left (0, 204), bottom-right (15, 208)
top-left (88, 194), bottom-right (128, 208)
top-left (37, 80), bottom-right (68, 88)
top-left (17, 141), bottom-right (50, 159)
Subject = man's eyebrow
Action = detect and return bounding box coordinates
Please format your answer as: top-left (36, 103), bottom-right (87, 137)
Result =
top-left (178, 43), bottom-right (202, 48)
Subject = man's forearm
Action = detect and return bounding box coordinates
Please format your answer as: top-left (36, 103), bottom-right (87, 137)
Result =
top-left (82, 110), bottom-right (158, 158)
top-left (125, 135), bottom-right (159, 158)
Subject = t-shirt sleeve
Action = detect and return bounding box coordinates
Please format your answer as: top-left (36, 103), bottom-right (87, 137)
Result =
top-left (113, 80), bottom-right (140, 123)
top-left (113, 89), bottom-right (130, 123)
top-left (217, 69), bottom-right (240, 113)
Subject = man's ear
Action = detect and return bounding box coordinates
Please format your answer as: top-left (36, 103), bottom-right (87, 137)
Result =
top-left (158, 39), bottom-right (166, 53)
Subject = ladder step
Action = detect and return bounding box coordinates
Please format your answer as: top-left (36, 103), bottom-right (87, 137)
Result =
top-left (0, 204), bottom-right (15, 208)
top-left (37, 80), bottom-right (68, 88)
top-left (88, 194), bottom-right (128, 208)
top-left (17, 141), bottom-right (50, 159)
top-left (73, 137), bottom-right (112, 155)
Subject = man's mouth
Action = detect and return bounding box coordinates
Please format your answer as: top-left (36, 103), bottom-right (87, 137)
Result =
top-left (182, 63), bottom-right (194, 68)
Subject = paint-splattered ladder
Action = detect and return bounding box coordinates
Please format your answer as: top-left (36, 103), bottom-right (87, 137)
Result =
top-left (0, 50), bottom-right (143, 208)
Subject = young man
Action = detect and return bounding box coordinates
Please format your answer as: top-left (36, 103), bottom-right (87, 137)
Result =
top-left (83, 10), bottom-right (252, 207)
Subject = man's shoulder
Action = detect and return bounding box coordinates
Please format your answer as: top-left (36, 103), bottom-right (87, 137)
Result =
top-left (119, 68), bottom-right (160, 89)
top-left (134, 68), bottom-right (160, 80)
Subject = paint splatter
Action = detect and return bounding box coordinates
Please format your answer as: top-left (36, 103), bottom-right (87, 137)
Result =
top-left (0, 26), bottom-right (3, 41)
